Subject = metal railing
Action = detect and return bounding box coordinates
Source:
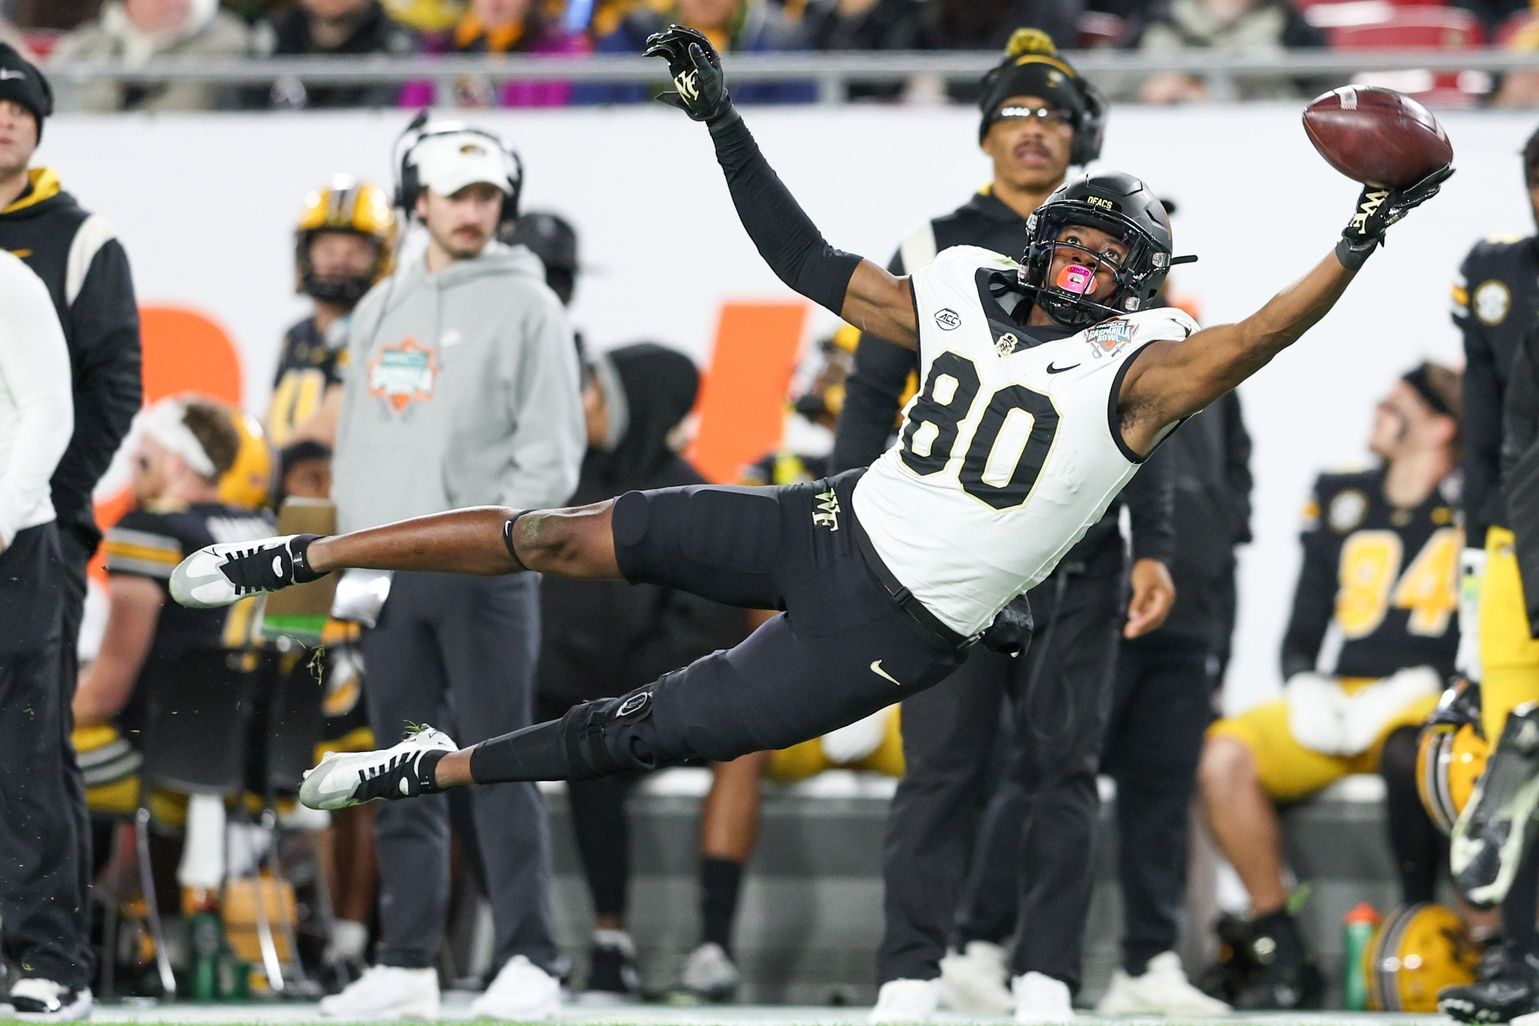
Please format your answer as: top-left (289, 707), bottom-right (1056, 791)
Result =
top-left (41, 48), bottom-right (1539, 107)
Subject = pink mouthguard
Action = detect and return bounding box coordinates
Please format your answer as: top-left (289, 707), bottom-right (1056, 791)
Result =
top-left (1056, 264), bottom-right (1094, 295)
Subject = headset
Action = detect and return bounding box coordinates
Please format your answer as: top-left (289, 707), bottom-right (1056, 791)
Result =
top-left (1070, 79), bottom-right (1108, 167)
top-left (393, 111), bottom-right (524, 232)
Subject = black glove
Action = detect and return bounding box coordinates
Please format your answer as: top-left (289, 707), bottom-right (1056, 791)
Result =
top-left (1336, 164), bottom-right (1454, 270)
top-left (643, 24), bottom-right (734, 126)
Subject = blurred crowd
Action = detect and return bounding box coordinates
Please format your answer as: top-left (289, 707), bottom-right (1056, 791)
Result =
top-left (0, 0), bottom-right (1534, 110)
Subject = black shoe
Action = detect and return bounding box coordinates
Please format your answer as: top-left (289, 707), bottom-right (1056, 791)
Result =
top-left (583, 931), bottom-right (640, 1003)
top-left (1441, 955), bottom-right (1539, 1023)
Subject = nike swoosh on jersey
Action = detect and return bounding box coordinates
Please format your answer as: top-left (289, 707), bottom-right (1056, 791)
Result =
top-left (1046, 362), bottom-right (1080, 374)
top-left (869, 660), bottom-right (903, 687)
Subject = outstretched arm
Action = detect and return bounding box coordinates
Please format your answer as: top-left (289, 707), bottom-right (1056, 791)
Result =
top-left (1118, 167), bottom-right (1452, 455)
top-left (645, 27), bottom-right (918, 349)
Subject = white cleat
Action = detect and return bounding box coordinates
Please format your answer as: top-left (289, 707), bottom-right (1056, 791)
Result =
top-left (300, 726), bottom-right (457, 811)
top-left (472, 955), bottom-right (562, 1021)
top-left (319, 965), bottom-right (439, 1019)
top-left (940, 940), bottom-right (1014, 1014)
top-left (9, 980), bottom-right (92, 1022)
top-left (1013, 971), bottom-right (1075, 1025)
top-left (680, 941), bottom-right (741, 1003)
top-left (1095, 952), bottom-right (1230, 1017)
top-left (869, 978), bottom-right (940, 1023)
top-left (169, 533), bottom-right (320, 609)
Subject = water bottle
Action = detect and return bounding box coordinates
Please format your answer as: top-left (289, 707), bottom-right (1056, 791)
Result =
top-left (1343, 901), bottom-right (1379, 1011)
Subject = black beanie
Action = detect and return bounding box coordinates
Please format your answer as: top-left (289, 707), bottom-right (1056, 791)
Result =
top-left (0, 43), bottom-right (52, 141)
top-left (977, 29), bottom-right (1088, 142)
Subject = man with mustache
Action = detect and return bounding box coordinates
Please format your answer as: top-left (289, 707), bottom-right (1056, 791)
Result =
top-left (320, 118), bottom-right (585, 1021)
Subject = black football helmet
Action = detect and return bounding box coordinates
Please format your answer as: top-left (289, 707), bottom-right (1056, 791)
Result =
top-left (1020, 171), bottom-right (1193, 327)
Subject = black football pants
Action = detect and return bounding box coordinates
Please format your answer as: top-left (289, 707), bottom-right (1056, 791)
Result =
top-left (953, 631), bottom-right (1217, 981)
top-left (0, 524), bottom-right (91, 991)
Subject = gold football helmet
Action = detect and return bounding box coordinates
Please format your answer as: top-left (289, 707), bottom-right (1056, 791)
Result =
top-left (1364, 903), bottom-right (1480, 1011)
top-left (295, 175), bottom-right (397, 304)
top-left (1417, 677), bottom-right (1489, 835)
top-left (217, 407), bottom-right (274, 511)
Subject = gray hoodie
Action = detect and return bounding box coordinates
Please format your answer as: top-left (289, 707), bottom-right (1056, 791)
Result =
top-left (332, 242), bottom-right (584, 533)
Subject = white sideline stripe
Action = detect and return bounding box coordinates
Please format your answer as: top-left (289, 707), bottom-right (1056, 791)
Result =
top-left (84, 999), bottom-right (1449, 1024)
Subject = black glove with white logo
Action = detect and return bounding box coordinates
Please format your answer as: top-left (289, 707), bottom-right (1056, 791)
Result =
top-left (1336, 164), bottom-right (1454, 270)
top-left (643, 24), bottom-right (735, 128)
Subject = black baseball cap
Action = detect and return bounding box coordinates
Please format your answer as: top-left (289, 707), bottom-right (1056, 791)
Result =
top-left (0, 43), bottom-right (53, 140)
top-left (513, 211), bottom-right (578, 273)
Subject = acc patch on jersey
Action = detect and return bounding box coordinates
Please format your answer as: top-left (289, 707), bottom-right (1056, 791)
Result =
top-left (1083, 319), bottom-right (1134, 358)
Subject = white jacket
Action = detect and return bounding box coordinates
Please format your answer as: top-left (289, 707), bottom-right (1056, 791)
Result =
top-left (0, 250), bottom-right (73, 547)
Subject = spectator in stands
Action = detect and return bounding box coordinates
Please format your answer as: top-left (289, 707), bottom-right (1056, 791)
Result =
top-left (51, 0), bottom-right (251, 111)
top-left (800, 0), bottom-right (911, 51)
top-left (425, 0), bottom-right (585, 107)
top-left (883, 0), bottom-right (1082, 95)
top-left (1198, 364), bottom-right (1463, 1010)
top-left (1453, 0), bottom-right (1529, 35)
top-left (1494, 17), bottom-right (1539, 106)
top-left (799, 0), bottom-right (911, 99)
top-left (382, 0), bottom-right (465, 33)
top-left (576, 0), bottom-right (813, 105)
top-left (250, 0), bottom-right (420, 109)
top-left (0, 248), bottom-right (82, 1020)
top-left (6, 0), bottom-right (101, 31)
top-left (537, 342), bottom-right (745, 1003)
top-left (1133, 0), bottom-right (1326, 102)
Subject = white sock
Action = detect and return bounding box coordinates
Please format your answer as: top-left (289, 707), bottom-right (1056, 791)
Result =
top-left (329, 919), bottom-right (368, 962)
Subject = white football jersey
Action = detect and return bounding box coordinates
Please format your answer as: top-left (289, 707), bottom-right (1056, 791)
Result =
top-left (852, 245), bottom-right (1199, 636)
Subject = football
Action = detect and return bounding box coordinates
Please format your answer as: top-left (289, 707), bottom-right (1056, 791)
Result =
top-left (1302, 85), bottom-right (1453, 189)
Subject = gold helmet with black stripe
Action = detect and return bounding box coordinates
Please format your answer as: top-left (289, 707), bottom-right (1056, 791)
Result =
top-left (217, 406), bottom-right (274, 511)
top-left (1417, 677), bottom-right (1489, 835)
top-left (295, 175), bottom-right (397, 306)
top-left (1363, 903), bottom-right (1480, 1011)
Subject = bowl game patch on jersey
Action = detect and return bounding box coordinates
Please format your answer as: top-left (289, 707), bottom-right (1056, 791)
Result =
top-left (1083, 318), bottom-right (1135, 358)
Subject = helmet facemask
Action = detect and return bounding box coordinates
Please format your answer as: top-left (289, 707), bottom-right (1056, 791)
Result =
top-left (1019, 204), bottom-right (1172, 328)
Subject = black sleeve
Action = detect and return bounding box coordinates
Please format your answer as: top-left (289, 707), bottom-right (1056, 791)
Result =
top-left (831, 247), bottom-right (917, 472)
top-left (1280, 480), bottom-right (1335, 679)
top-left (1123, 444), bottom-right (1176, 566)
top-left (1463, 314), bottom-right (1503, 544)
top-left (52, 238), bottom-right (142, 543)
top-left (709, 115), bottom-right (863, 315)
top-left (1222, 391), bottom-right (1255, 545)
top-left (1503, 321), bottom-right (1539, 487)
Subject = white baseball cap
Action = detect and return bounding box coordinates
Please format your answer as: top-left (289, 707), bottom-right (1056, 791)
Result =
top-left (412, 129), bottom-right (516, 197)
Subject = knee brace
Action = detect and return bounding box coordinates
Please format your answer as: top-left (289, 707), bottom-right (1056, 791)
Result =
top-left (559, 689), bottom-right (671, 778)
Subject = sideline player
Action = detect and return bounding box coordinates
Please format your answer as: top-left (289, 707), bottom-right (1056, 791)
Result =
top-left (168, 30), bottom-right (1452, 851)
top-left (1437, 126), bottom-right (1539, 1026)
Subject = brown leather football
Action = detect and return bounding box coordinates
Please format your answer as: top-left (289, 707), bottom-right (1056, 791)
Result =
top-left (1302, 85), bottom-right (1453, 189)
